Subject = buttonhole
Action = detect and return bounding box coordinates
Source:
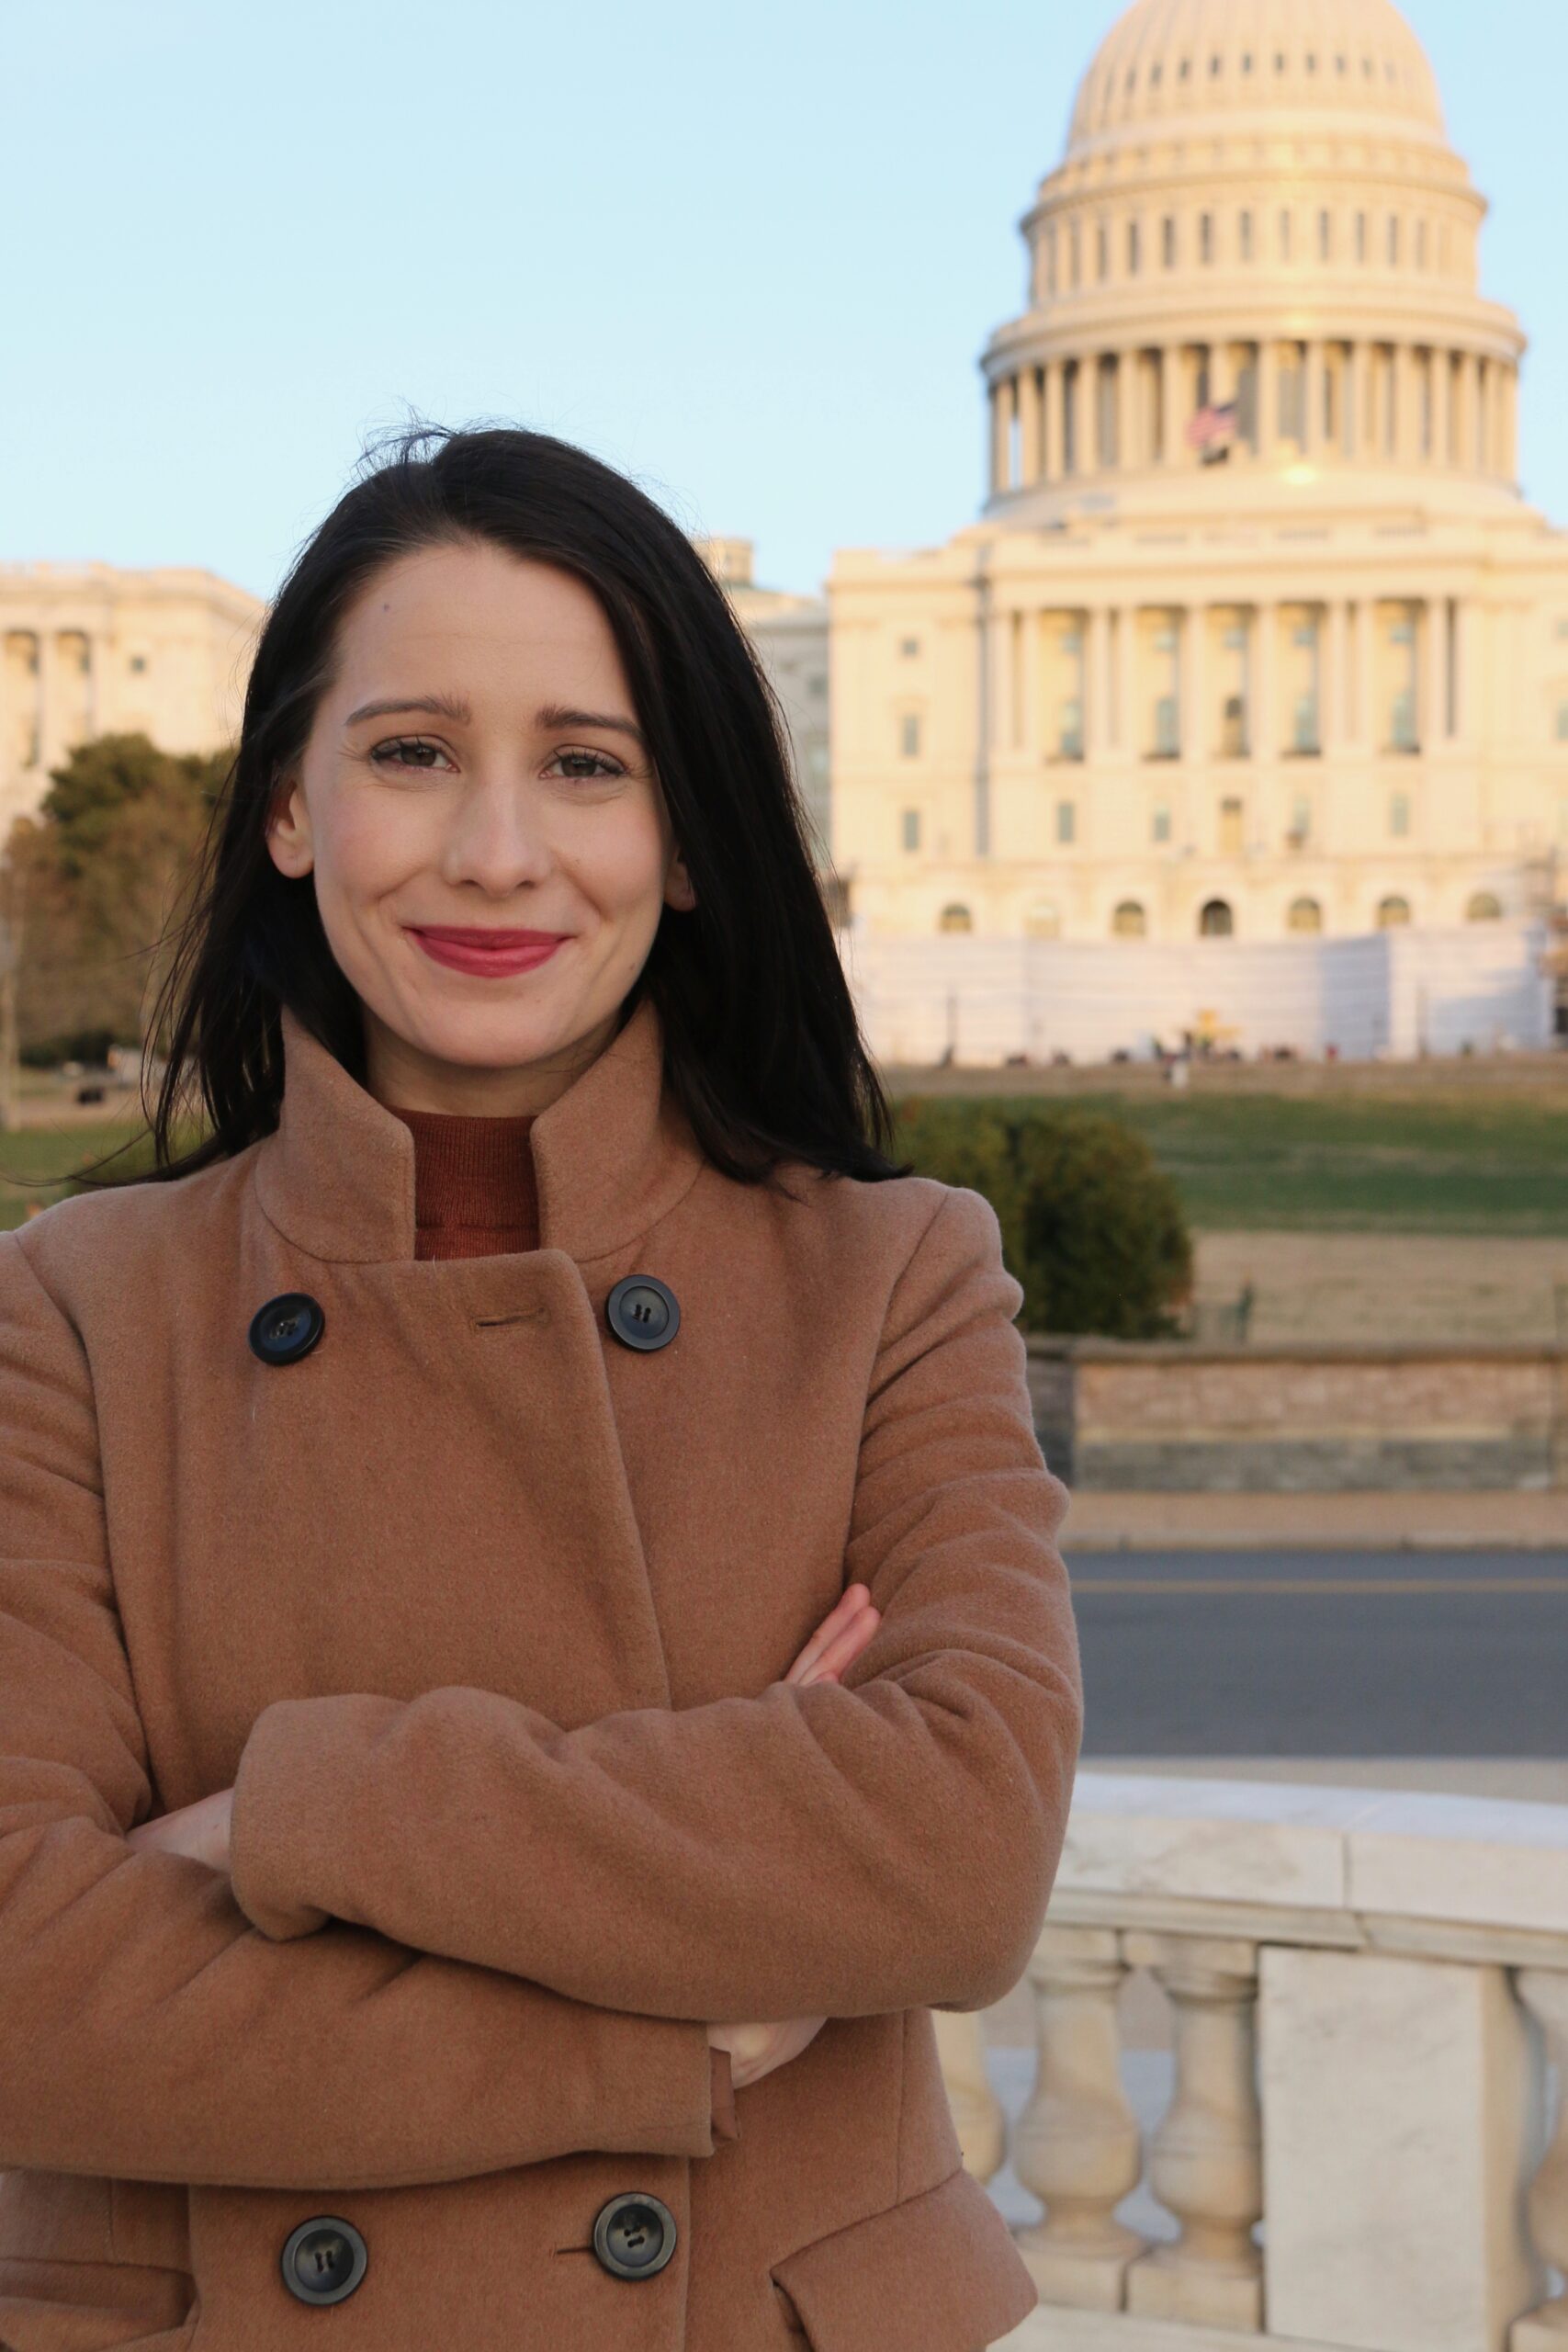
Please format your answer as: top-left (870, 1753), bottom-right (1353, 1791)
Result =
top-left (474, 1307), bottom-right (550, 1329)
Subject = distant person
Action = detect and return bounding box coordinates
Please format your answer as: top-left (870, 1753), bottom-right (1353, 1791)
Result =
top-left (0, 424), bottom-right (1083, 2349)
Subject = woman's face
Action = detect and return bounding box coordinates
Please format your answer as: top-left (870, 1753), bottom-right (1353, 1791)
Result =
top-left (265, 537), bottom-right (695, 1114)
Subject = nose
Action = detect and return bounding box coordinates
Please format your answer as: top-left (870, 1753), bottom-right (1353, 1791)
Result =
top-left (438, 771), bottom-right (555, 895)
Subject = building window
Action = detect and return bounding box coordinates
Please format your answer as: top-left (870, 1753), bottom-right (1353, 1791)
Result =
top-left (129, 654), bottom-right (148, 673)
top-left (1055, 798), bottom-right (1077, 844)
top-left (1097, 220), bottom-right (1109, 280)
top-left (899, 712), bottom-right (922, 758)
top-left (1554, 699), bottom-right (1568, 741)
top-left (1355, 210), bottom-right (1368, 262)
top-left (1200, 899), bottom-right (1235, 936)
top-left (1025, 899), bottom-right (1061, 939)
top-left (1289, 794), bottom-right (1312, 845)
top-left (1389, 790), bottom-right (1412, 837)
top-left (1069, 221), bottom-right (1081, 288)
top-left (1128, 219), bottom-right (1141, 274)
top-left (1467, 891), bottom-right (1503, 921)
top-left (1318, 209), bottom-right (1331, 260)
top-left (1152, 802), bottom-right (1172, 843)
top-left (1152, 695), bottom-right (1179, 756)
top-left (1057, 696), bottom-right (1084, 759)
top-left (899, 636), bottom-right (920, 657)
top-left (938, 903), bottom-right (973, 933)
top-left (1278, 208), bottom-right (1292, 260)
top-left (1388, 215), bottom-right (1400, 266)
top-left (1112, 899), bottom-right (1147, 936)
top-left (900, 808), bottom-right (921, 853)
top-left (1200, 211), bottom-right (1213, 263)
top-left (1288, 896), bottom-right (1324, 933)
top-left (1239, 209), bottom-right (1253, 260)
top-left (1219, 795), bottom-right (1245, 854)
top-left (1162, 215), bottom-right (1176, 267)
top-left (1377, 895), bottom-right (1412, 927)
top-left (1416, 219), bottom-right (1428, 269)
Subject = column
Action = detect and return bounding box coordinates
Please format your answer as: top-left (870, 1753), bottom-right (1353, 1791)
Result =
top-left (1086, 606), bottom-right (1111, 758)
top-left (1433, 347), bottom-right (1453, 469)
top-left (1117, 349), bottom-right (1140, 471)
top-left (1454, 596), bottom-right (1475, 743)
top-left (1303, 340), bottom-right (1325, 458)
top-left (1043, 360), bottom-right (1066, 484)
top-left (988, 380), bottom-right (1006, 497)
top-left (1012, 1926), bottom-right (1145, 2312)
top-left (1394, 345), bottom-right (1421, 466)
top-left (1118, 603), bottom-right (1139, 753)
top-left (1257, 340), bottom-right (1279, 461)
top-left (1424, 596), bottom-right (1448, 750)
top-left (1158, 345), bottom-right (1179, 466)
top-left (1353, 597), bottom-right (1375, 749)
top-left (1502, 365), bottom-right (1519, 484)
top-left (1180, 604), bottom-right (1205, 763)
top-left (1347, 340), bottom-right (1367, 462)
top-left (1019, 365), bottom-right (1043, 488)
top-left (1512, 1970), bottom-right (1568, 2352)
top-left (1123, 1934), bottom-right (1263, 2331)
top-left (1255, 602), bottom-right (1278, 763)
top-left (35, 629), bottom-right (62, 780)
top-left (1326, 600), bottom-right (1350, 750)
top-left (1211, 337), bottom-right (1235, 409)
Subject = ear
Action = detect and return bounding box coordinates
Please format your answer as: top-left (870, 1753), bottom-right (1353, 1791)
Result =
top-left (265, 770), bottom-right (314, 879)
top-left (663, 847), bottom-right (696, 914)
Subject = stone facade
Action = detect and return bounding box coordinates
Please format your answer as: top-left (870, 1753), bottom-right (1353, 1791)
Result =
top-left (0, 562), bottom-right (263, 841)
top-left (827, 0), bottom-right (1568, 1045)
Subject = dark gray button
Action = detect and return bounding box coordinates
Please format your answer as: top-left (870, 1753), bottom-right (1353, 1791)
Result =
top-left (249, 1293), bottom-right (325, 1366)
top-left (592, 2191), bottom-right (677, 2279)
top-left (281, 2216), bottom-right (367, 2305)
top-left (605, 1274), bottom-right (680, 1352)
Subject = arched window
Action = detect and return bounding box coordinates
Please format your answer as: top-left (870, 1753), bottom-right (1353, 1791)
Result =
top-left (1112, 899), bottom-right (1147, 937)
top-left (1466, 891), bottom-right (1503, 922)
top-left (1288, 896), bottom-right (1323, 933)
top-left (938, 902), bottom-right (973, 934)
top-left (1025, 900), bottom-right (1062, 939)
top-left (1376, 895), bottom-right (1412, 928)
top-left (1200, 899), bottom-right (1235, 936)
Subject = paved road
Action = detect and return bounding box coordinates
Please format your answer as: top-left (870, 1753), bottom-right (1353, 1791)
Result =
top-left (1065, 1547), bottom-right (1568, 1756)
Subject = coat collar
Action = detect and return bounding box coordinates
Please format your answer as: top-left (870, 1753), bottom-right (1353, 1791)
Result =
top-left (253, 990), bottom-right (705, 1267)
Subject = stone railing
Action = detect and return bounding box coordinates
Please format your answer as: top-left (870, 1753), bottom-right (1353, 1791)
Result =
top-left (942, 1772), bottom-right (1568, 2352)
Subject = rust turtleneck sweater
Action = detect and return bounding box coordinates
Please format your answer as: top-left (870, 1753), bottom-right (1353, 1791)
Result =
top-left (380, 1098), bottom-right (739, 2136)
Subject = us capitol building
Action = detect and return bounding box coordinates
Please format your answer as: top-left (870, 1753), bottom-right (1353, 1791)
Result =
top-left (826, 0), bottom-right (1568, 1061)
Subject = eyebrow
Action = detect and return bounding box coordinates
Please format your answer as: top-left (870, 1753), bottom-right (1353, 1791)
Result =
top-left (344, 693), bottom-right (648, 752)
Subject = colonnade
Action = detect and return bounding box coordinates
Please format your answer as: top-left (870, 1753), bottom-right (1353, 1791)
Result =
top-left (987, 340), bottom-right (1517, 496)
top-left (990, 593), bottom-right (1471, 763)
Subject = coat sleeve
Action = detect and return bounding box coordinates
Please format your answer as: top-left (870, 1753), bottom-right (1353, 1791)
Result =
top-left (229, 1185), bottom-right (1085, 2022)
top-left (0, 1227), bottom-right (736, 2189)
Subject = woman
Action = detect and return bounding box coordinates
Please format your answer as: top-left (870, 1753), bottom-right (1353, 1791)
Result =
top-left (0, 424), bottom-right (1083, 2351)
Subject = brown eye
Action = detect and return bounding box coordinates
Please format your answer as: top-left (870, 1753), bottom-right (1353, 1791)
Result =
top-left (370, 737), bottom-right (450, 771)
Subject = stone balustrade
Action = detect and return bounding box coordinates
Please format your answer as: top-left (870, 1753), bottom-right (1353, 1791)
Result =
top-left (942, 1772), bottom-right (1568, 2352)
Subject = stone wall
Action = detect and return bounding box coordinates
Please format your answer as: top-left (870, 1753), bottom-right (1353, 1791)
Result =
top-left (1025, 1338), bottom-right (1568, 1491)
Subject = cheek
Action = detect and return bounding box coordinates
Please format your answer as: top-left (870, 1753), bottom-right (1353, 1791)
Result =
top-left (560, 800), bottom-right (674, 911)
top-left (312, 790), bottom-right (434, 907)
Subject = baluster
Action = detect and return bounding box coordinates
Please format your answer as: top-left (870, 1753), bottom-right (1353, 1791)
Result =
top-left (931, 2008), bottom-right (1008, 2183)
top-left (1513, 1968), bottom-right (1568, 2351)
top-left (1012, 1925), bottom-right (1145, 2309)
top-left (1124, 1932), bottom-right (1264, 2330)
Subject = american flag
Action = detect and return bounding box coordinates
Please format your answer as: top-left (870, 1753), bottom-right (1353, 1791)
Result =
top-left (1186, 400), bottom-right (1239, 460)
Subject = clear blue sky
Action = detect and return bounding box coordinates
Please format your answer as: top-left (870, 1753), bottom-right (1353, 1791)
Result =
top-left (6, 0), bottom-right (1562, 603)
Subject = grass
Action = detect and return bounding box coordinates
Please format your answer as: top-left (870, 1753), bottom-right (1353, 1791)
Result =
top-left (1033, 1092), bottom-right (1568, 1234)
top-left (6, 1088), bottom-right (1567, 1238)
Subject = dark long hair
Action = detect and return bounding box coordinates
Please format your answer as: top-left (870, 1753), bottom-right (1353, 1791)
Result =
top-left (96, 423), bottom-right (908, 1192)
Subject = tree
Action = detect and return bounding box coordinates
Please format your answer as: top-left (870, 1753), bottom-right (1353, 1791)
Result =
top-left (5, 733), bottom-right (231, 1062)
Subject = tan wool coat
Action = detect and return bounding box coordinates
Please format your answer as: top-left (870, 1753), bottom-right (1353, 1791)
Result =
top-left (0, 989), bottom-right (1083, 2352)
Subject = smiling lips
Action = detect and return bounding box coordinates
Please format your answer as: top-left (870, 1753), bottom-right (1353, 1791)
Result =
top-left (407, 926), bottom-right (571, 978)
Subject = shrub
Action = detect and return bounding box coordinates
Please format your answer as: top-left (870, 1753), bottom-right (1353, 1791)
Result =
top-left (893, 1095), bottom-right (1192, 1338)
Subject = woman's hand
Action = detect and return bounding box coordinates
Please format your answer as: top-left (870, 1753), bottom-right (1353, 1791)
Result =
top-left (707, 1584), bottom-right (882, 2088)
top-left (126, 1786), bottom-right (233, 1871)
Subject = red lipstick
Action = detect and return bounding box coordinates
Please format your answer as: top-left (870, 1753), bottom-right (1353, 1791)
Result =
top-left (406, 926), bottom-right (570, 978)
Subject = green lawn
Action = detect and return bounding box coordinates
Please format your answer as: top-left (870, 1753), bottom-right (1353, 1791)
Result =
top-left (1029, 1092), bottom-right (1568, 1234)
top-left (7, 1091), bottom-right (1568, 1238)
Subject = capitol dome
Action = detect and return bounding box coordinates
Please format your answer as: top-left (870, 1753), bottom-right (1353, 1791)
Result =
top-left (1068, 0), bottom-right (1444, 153)
top-left (977, 0), bottom-right (1523, 519)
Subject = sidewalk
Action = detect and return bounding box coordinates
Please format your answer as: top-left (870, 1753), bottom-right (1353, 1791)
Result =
top-left (1061, 1487), bottom-right (1567, 1549)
